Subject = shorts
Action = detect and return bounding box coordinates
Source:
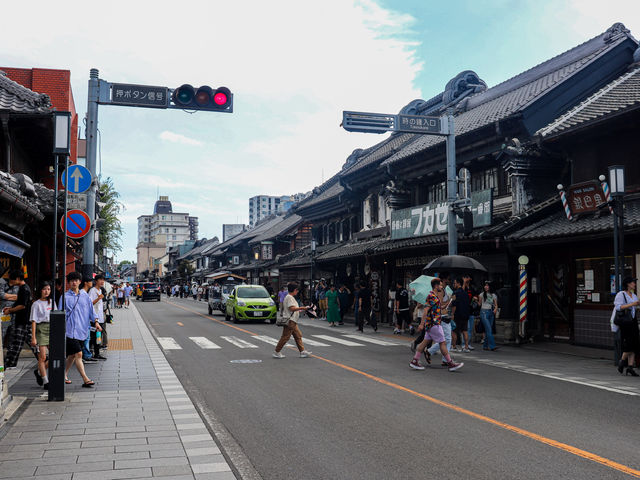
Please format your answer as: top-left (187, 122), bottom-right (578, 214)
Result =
top-left (319, 298), bottom-right (328, 310)
top-left (453, 317), bottom-right (467, 334)
top-left (425, 324), bottom-right (445, 344)
top-left (66, 337), bottom-right (84, 356)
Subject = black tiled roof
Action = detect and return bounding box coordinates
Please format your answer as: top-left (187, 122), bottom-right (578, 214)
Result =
top-left (0, 171), bottom-right (44, 221)
top-left (508, 196), bottom-right (640, 242)
top-left (208, 215), bottom-right (284, 256)
top-left (294, 175), bottom-right (344, 212)
top-left (382, 24), bottom-right (634, 166)
top-left (249, 214), bottom-right (302, 244)
top-left (278, 243), bottom-right (341, 268)
top-left (315, 237), bottom-right (388, 261)
top-left (537, 66), bottom-right (640, 138)
top-left (0, 72), bottom-right (52, 113)
top-left (374, 233), bottom-right (447, 253)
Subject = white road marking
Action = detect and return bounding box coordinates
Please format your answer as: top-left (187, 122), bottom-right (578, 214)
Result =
top-left (252, 335), bottom-right (331, 347)
top-left (299, 338), bottom-right (331, 347)
top-left (312, 335), bottom-right (364, 346)
top-left (253, 335), bottom-right (290, 346)
top-left (478, 359), bottom-right (640, 397)
top-left (189, 337), bottom-right (221, 349)
top-left (157, 337), bottom-right (182, 350)
top-left (221, 336), bottom-right (259, 348)
top-left (342, 334), bottom-right (401, 346)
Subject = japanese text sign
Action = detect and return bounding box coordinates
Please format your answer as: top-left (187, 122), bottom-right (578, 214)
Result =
top-left (567, 181), bottom-right (605, 215)
top-left (396, 114), bottom-right (444, 134)
top-left (391, 189), bottom-right (493, 240)
top-left (111, 83), bottom-right (168, 108)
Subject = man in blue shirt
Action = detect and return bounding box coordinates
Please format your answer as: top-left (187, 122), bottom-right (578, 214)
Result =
top-left (59, 271), bottom-right (100, 388)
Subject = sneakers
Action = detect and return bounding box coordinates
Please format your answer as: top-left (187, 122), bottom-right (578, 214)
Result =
top-left (409, 326), bottom-right (415, 336)
top-left (93, 355), bottom-right (107, 360)
top-left (272, 351), bottom-right (285, 359)
top-left (299, 350), bottom-right (312, 358)
top-left (468, 344), bottom-right (475, 351)
top-left (409, 359), bottom-right (425, 370)
top-left (423, 351), bottom-right (431, 365)
top-left (447, 361), bottom-right (464, 372)
top-left (393, 329), bottom-right (401, 335)
top-left (453, 346), bottom-right (462, 352)
top-left (462, 348), bottom-right (471, 353)
top-left (34, 369), bottom-right (43, 386)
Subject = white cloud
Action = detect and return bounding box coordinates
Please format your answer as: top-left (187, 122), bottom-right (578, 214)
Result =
top-left (159, 131), bottom-right (203, 146)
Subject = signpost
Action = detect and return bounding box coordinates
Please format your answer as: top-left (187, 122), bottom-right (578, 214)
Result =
top-left (342, 109), bottom-right (460, 254)
top-left (61, 209), bottom-right (92, 239)
top-left (110, 83), bottom-right (169, 108)
top-left (61, 164), bottom-right (92, 194)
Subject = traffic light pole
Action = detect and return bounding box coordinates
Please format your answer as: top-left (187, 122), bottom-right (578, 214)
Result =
top-left (83, 68), bottom-right (100, 277)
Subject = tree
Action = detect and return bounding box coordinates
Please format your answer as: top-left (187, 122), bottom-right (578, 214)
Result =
top-left (97, 177), bottom-right (124, 254)
top-left (178, 259), bottom-right (194, 279)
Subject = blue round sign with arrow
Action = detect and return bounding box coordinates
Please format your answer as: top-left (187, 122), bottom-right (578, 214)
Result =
top-left (61, 164), bottom-right (92, 194)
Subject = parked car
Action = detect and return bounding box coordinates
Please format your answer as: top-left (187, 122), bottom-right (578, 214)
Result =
top-left (141, 282), bottom-right (161, 301)
top-left (207, 273), bottom-right (246, 315)
top-left (225, 284), bottom-right (276, 324)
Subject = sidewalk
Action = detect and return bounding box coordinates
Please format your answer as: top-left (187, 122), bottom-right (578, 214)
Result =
top-left (0, 304), bottom-right (236, 480)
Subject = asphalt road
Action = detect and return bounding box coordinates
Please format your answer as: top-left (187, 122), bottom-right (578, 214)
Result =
top-left (135, 296), bottom-right (640, 480)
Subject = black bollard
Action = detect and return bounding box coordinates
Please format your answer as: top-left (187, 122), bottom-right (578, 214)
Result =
top-left (48, 311), bottom-right (66, 401)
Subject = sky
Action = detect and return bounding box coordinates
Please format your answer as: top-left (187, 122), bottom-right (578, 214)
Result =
top-left (2, 0), bottom-right (640, 262)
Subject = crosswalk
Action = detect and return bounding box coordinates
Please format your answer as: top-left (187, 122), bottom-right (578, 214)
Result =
top-left (156, 332), bottom-right (406, 352)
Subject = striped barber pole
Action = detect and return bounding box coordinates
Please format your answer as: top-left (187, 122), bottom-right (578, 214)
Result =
top-left (600, 179), bottom-right (614, 214)
top-left (519, 264), bottom-right (527, 337)
top-left (558, 187), bottom-right (573, 221)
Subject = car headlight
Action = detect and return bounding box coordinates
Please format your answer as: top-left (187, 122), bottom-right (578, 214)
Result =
top-left (237, 300), bottom-right (246, 306)
top-left (268, 299), bottom-right (275, 306)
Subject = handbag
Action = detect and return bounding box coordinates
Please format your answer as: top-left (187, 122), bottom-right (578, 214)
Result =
top-left (276, 307), bottom-right (290, 326)
top-left (614, 293), bottom-right (636, 327)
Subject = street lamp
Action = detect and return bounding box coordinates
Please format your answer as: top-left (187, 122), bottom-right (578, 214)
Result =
top-left (608, 165), bottom-right (625, 292)
top-left (49, 110), bottom-right (71, 403)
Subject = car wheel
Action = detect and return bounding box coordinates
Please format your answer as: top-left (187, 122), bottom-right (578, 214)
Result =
top-left (208, 305), bottom-right (212, 315)
top-left (232, 309), bottom-right (239, 324)
top-left (225, 311), bottom-right (230, 321)
top-left (269, 318), bottom-right (276, 324)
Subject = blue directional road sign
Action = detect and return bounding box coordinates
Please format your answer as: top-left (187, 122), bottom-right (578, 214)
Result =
top-left (61, 164), bottom-right (92, 194)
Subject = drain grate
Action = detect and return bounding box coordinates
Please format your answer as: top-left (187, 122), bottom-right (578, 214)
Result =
top-left (107, 338), bottom-right (133, 350)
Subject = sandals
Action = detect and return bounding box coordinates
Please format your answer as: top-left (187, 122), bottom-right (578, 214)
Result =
top-left (65, 379), bottom-right (72, 384)
top-left (82, 381), bottom-right (95, 388)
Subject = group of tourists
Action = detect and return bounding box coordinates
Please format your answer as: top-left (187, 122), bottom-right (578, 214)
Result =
top-left (1, 270), bottom-right (111, 389)
top-left (113, 282), bottom-right (132, 308)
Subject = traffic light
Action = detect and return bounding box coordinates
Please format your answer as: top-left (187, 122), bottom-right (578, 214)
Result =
top-left (462, 208), bottom-right (473, 236)
top-left (171, 84), bottom-right (233, 112)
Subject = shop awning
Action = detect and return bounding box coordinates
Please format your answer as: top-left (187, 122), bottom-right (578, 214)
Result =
top-left (0, 230), bottom-right (30, 257)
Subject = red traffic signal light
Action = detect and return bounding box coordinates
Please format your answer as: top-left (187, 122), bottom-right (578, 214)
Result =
top-left (171, 84), bottom-right (233, 112)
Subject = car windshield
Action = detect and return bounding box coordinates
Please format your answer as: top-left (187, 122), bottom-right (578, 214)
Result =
top-left (145, 283), bottom-right (158, 289)
top-left (222, 284), bottom-right (236, 294)
top-left (236, 287), bottom-right (269, 298)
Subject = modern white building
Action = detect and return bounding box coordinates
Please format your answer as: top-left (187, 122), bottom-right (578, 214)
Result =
top-left (137, 196), bottom-right (198, 249)
top-left (248, 192), bottom-right (310, 227)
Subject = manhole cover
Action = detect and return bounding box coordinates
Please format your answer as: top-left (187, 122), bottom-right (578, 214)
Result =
top-left (229, 359), bottom-right (262, 364)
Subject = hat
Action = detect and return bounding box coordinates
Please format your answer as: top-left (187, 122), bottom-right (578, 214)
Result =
top-left (622, 276), bottom-right (638, 289)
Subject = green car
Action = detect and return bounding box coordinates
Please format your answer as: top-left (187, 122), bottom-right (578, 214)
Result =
top-left (225, 285), bottom-right (277, 324)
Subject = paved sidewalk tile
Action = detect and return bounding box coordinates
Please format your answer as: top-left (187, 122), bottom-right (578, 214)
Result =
top-left (0, 302), bottom-right (236, 480)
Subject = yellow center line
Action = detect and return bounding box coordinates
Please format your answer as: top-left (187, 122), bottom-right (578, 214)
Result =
top-left (161, 299), bottom-right (640, 478)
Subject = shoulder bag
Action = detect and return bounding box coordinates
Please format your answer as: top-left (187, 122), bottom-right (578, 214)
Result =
top-left (276, 304), bottom-right (291, 326)
top-left (614, 293), bottom-right (635, 326)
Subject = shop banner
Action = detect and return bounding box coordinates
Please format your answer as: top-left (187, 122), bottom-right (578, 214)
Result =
top-left (391, 189), bottom-right (493, 240)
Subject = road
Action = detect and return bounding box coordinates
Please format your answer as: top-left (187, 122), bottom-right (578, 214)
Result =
top-left (135, 296), bottom-right (640, 480)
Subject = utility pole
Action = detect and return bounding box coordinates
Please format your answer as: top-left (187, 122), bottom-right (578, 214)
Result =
top-left (83, 68), bottom-right (99, 277)
top-left (445, 109), bottom-right (457, 256)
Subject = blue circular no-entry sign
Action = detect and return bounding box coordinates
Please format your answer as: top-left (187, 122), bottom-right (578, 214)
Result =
top-left (60, 209), bottom-right (92, 239)
top-left (61, 164), bottom-right (92, 194)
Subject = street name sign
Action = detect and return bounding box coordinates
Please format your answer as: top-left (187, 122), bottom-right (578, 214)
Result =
top-left (61, 209), bottom-right (92, 239)
top-left (110, 83), bottom-right (169, 108)
top-left (61, 164), bottom-right (92, 194)
top-left (342, 111), bottom-right (448, 135)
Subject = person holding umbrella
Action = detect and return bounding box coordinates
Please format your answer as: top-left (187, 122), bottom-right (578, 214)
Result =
top-left (409, 278), bottom-right (463, 372)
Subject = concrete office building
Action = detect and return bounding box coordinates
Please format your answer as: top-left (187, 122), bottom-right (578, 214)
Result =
top-left (248, 192), bottom-right (310, 227)
top-left (137, 196), bottom-right (198, 249)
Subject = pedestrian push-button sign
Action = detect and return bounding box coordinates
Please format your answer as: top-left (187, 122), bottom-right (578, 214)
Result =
top-left (61, 164), bottom-right (92, 194)
top-left (61, 209), bottom-right (92, 239)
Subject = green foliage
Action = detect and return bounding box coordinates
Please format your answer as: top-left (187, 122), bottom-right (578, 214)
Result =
top-left (98, 177), bottom-right (124, 254)
top-left (119, 260), bottom-right (133, 266)
top-left (178, 259), bottom-right (194, 278)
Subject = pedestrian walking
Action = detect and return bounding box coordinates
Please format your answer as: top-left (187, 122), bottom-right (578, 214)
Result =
top-left (81, 277), bottom-right (96, 363)
top-left (317, 280), bottom-right (328, 320)
top-left (409, 278), bottom-right (463, 372)
top-left (357, 281), bottom-right (376, 332)
top-left (89, 275), bottom-right (107, 360)
top-left (116, 284), bottom-right (124, 308)
top-left (60, 271), bottom-right (100, 387)
top-left (337, 285), bottom-right (351, 325)
top-left (463, 274), bottom-right (478, 350)
top-left (426, 274), bottom-right (453, 364)
top-left (394, 280), bottom-right (413, 335)
top-left (197, 285), bottom-right (203, 301)
top-left (612, 276), bottom-right (640, 376)
top-left (30, 282), bottom-right (52, 389)
top-left (273, 282), bottom-right (312, 359)
top-left (451, 278), bottom-right (471, 352)
top-left (2, 270), bottom-right (32, 369)
top-left (124, 282), bottom-right (132, 307)
top-left (353, 284), bottom-right (360, 326)
top-left (325, 284), bottom-right (340, 327)
top-left (277, 286), bottom-right (287, 313)
top-left (192, 284), bottom-right (198, 300)
top-left (479, 282), bottom-right (499, 351)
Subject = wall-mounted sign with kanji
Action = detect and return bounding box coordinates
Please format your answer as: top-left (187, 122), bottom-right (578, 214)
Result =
top-left (110, 83), bottom-right (169, 108)
top-left (391, 189), bottom-right (493, 240)
top-left (567, 181), bottom-right (606, 215)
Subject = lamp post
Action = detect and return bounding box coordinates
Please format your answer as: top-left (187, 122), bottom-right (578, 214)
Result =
top-left (608, 165), bottom-right (625, 292)
top-left (310, 240), bottom-right (316, 304)
top-left (50, 111), bottom-right (71, 402)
